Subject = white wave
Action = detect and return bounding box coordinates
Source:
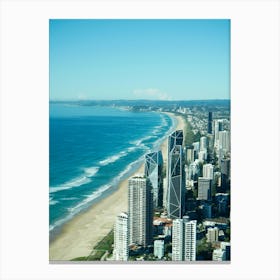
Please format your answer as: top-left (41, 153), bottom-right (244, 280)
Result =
top-left (70, 158), bottom-right (144, 215)
top-left (49, 214), bottom-right (75, 232)
top-left (49, 166), bottom-right (100, 194)
top-left (49, 176), bottom-right (91, 193)
top-left (128, 146), bottom-right (137, 152)
top-left (129, 139), bottom-right (141, 146)
top-left (60, 197), bottom-right (78, 201)
top-left (99, 150), bottom-right (128, 166)
top-left (49, 200), bottom-right (59, 205)
top-left (152, 125), bottom-right (162, 135)
top-left (49, 156), bottom-right (146, 233)
top-left (160, 114), bottom-right (168, 127)
top-left (84, 166), bottom-right (99, 177)
top-left (113, 156), bottom-right (144, 184)
top-left (49, 196), bottom-right (59, 205)
top-left (68, 184), bottom-right (112, 214)
top-left (129, 135), bottom-right (154, 147)
top-left (49, 185), bottom-right (113, 232)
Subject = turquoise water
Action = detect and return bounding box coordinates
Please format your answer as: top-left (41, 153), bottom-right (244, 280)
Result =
top-left (49, 103), bottom-right (175, 238)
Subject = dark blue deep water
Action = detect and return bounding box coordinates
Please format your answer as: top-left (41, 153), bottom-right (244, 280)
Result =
top-left (49, 103), bottom-right (175, 238)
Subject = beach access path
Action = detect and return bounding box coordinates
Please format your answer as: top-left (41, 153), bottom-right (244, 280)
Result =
top-left (49, 112), bottom-right (186, 261)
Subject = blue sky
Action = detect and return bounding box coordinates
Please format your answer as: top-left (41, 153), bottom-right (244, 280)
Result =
top-left (49, 19), bottom-right (230, 101)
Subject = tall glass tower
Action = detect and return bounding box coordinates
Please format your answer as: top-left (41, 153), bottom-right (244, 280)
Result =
top-left (208, 112), bottom-right (213, 134)
top-left (144, 151), bottom-right (163, 208)
top-left (167, 144), bottom-right (185, 219)
top-left (168, 130), bottom-right (183, 153)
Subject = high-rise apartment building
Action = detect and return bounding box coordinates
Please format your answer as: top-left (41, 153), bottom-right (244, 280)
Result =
top-left (207, 133), bottom-right (214, 152)
top-left (128, 176), bottom-right (153, 247)
top-left (203, 163), bottom-right (214, 180)
top-left (218, 130), bottom-right (230, 152)
top-left (189, 161), bottom-right (199, 181)
top-left (221, 158), bottom-right (230, 191)
top-left (184, 219), bottom-right (197, 261)
top-left (200, 136), bottom-right (208, 152)
top-left (167, 145), bottom-right (185, 219)
top-left (197, 177), bottom-right (211, 201)
top-left (192, 141), bottom-right (200, 160)
top-left (208, 112), bottom-right (213, 134)
top-left (172, 219), bottom-right (184, 261)
top-left (113, 212), bottom-right (129, 261)
top-left (214, 120), bottom-right (223, 148)
top-left (145, 151), bottom-right (163, 208)
top-left (198, 150), bottom-right (207, 162)
top-left (186, 145), bottom-right (194, 165)
top-left (172, 216), bottom-right (196, 261)
top-left (206, 227), bottom-right (219, 243)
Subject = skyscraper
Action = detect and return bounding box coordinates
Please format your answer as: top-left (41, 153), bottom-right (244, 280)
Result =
top-left (168, 130), bottom-right (183, 153)
top-left (214, 120), bottom-right (223, 148)
top-left (128, 176), bottom-right (153, 247)
top-left (215, 193), bottom-right (230, 216)
top-left (197, 177), bottom-right (211, 201)
top-left (221, 158), bottom-right (230, 191)
top-left (208, 112), bottom-right (213, 134)
top-left (218, 130), bottom-right (230, 152)
top-left (172, 216), bottom-right (197, 261)
top-left (200, 136), bottom-right (208, 152)
top-left (198, 150), bottom-right (207, 162)
top-left (167, 130), bottom-right (185, 219)
top-left (145, 151), bottom-right (163, 208)
top-left (186, 145), bottom-right (194, 165)
top-left (113, 212), bottom-right (129, 261)
top-left (203, 163), bottom-right (214, 180)
top-left (172, 219), bottom-right (184, 261)
top-left (192, 141), bottom-right (200, 160)
top-left (167, 145), bottom-right (185, 219)
top-left (184, 219), bottom-right (197, 261)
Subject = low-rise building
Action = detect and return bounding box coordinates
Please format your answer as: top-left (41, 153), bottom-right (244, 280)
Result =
top-left (212, 248), bottom-right (226, 261)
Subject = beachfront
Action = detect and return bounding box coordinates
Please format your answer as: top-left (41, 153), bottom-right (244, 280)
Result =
top-left (49, 112), bottom-right (186, 261)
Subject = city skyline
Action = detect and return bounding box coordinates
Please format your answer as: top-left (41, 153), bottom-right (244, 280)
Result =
top-left (50, 19), bottom-right (230, 101)
top-left (48, 99), bottom-right (231, 261)
top-left (49, 18), bottom-right (231, 262)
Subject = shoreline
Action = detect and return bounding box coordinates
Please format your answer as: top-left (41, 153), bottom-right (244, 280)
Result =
top-left (49, 112), bottom-right (186, 261)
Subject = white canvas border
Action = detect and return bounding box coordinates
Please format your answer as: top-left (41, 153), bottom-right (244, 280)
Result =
top-left (0, 0), bottom-right (279, 279)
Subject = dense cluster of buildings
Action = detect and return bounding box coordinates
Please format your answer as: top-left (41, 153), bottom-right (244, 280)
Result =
top-left (112, 109), bottom-right (231, 261)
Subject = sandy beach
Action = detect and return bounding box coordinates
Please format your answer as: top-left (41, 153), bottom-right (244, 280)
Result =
top-left (49, 112), bottom-right (186, 261)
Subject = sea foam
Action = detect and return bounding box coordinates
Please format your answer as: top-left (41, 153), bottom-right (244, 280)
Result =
top-left (49, 166), bottom-right (99, 193)
top-left (50, 184), bottom-right (112, 233)
top-left (99, 150), bottom-right (128, 166)
top-left (49, 156), bottom-right (145, 233)
top-left (84, 166), bottom-right (99, 177)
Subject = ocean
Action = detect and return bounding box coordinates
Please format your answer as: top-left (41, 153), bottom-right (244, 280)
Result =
top-left (49, 103), bottom-right (176, 240)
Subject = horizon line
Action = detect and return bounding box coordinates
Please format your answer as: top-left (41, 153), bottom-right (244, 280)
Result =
top-left (49, 98), bottom-right (230, 102)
